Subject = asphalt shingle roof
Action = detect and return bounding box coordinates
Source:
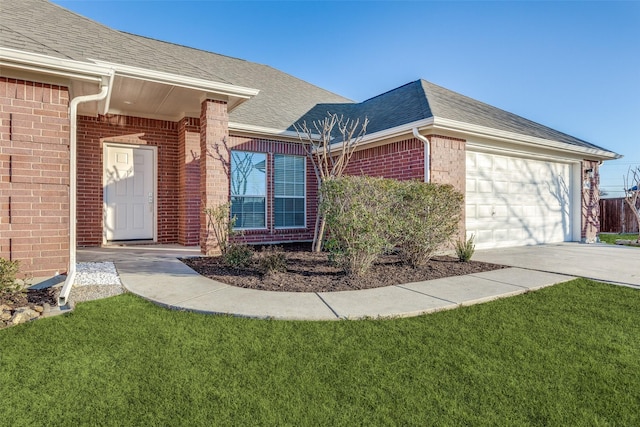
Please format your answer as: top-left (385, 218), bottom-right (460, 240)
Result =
top-left (294, 80), bottom-right (610, 152)
top-left (1, 0), bottom-right (352, 130)
top-left (1, 0), bottom-right (615, 154)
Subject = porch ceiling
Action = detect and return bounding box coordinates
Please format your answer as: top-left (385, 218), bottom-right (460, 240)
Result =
top-left (77, 74), bottom-right (247, 121)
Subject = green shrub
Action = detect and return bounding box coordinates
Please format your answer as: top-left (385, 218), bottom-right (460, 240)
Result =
top-left (257, 246), bottom-right (287, 275)
top-left (455, 234), bottom-right (476, 262)
top-left (394, 181), bottom-right (464, 267)
top-left (321, 176), bottom-right (396, 276)
top-left (0, 258), bottom-right (24, 298)
top-left (223, 244), bottom-right (254, 268)
top-left (321, 176), bottom-right (464, 275)
top-left (203, 202), bottom-right (236, 256)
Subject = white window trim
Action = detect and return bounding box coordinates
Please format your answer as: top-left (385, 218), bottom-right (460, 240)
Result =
top-left (274, 154), bottom-right (307, 230)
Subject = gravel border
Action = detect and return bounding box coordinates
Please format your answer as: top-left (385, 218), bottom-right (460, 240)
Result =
top-left (70, 262), bottom-right (125, 303)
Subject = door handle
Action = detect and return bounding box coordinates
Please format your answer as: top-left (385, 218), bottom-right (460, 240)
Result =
top-left (148, 192), bottom-right (153, 204)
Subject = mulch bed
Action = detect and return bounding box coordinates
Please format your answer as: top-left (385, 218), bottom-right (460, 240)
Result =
top-left (182, 244), bottom-right (506, 293)
top-left (0, 287), bottom-right (59, 310)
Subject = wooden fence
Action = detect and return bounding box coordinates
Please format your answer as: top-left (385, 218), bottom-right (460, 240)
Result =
top-left (599, 197), bottom-right (640, 233)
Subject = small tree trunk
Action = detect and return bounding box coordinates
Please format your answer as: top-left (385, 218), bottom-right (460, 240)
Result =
top-left (314, 217), bottom-right (327, 252)
top-left (312, 209), bottom-right (321, 251)
top-left (626, 197), bottom-right (640, 242)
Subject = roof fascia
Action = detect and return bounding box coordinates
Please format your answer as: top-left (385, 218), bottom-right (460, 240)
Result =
top-left (324, 115), bottom-right (620, 161)
top-left (229, 122), bottom-right (322, 141)
top-left (325, 118), bottom-right (435, 153)
top-left (432, 117), bottom-right (621, 160)
top-left (0, 47), bottom-right (112, 83)
top-left (90, 59), bottom-right (260, 100)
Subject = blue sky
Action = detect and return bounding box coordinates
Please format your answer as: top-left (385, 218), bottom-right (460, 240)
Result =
top-left (54, 0), bottom-right (639, 197)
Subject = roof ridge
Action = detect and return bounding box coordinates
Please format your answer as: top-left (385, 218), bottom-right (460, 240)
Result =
top-left (358, 80), bottom-right (421, 104)
top-left (416, 79), bottom-right (433, 118)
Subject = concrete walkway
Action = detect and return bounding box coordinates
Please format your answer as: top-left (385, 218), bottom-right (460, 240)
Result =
top-left (76, 244), bottom-right (589, 320)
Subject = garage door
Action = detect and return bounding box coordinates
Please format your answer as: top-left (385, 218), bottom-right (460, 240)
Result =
top-left (466, 151), bottom-right (574, 249)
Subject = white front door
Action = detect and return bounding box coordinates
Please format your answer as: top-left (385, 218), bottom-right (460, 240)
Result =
top-left (104, 144), bottom-right (156, 241)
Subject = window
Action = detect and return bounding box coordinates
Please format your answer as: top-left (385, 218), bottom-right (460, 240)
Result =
top-left (274, 154), bottom-right (305, 228)
top-left (231, 151), bottom-right (266, 228)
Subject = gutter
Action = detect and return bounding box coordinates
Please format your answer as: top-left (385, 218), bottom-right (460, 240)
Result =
top-left (0, 47), bottom-right (111, 83)
top-left (412, 128), bottom-right (431, 183)
top-left (58, 71), bottom-right (114, 307)
top-left (89, 59), bottom-right (260, 99)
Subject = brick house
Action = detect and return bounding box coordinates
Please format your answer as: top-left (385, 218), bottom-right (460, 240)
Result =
top-left (1, 0), bottom-right (620, 284)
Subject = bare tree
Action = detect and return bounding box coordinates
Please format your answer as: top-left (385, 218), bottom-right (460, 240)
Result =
top-left (623, 166), bottom-right (640, 242)
top-left (294, 113), bottom-right (369, 252)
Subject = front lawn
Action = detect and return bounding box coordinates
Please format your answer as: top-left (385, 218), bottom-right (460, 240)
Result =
top-left (598, 233), bottom-right (639, 245)
top-left (1, 279), bottom-right (638, 425)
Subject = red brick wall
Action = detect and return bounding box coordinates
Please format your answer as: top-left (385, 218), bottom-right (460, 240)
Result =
top-left (77, 114), bottom-right (179, 246)
top-left (0, 77), bottom-right (70, 277)
top-left (344, 135), bottom-right (466, 191)
top-left (178, 117), bottom-right (200, 246)
top-left (226, 135), bottom-right (317, 245)
top-left (345, 138), bottom-right (425, 180)
top-left (429, 135), bottom-right (466, 192)
top-left (582, 159), bottom-right (600, 242)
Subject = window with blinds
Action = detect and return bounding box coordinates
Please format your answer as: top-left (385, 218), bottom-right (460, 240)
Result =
top-left (274, 154), bottom-right (305, 228)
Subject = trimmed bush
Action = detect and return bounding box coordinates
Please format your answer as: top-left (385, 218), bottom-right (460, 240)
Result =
top-left (321, 176), bottom-right (396, 276)
top-left (257, 246), bottom-right (287, 275)
top-left (0, 258), bottom-right (23, 298)
top-left (394, 181), bottom-right (464, 267)
top-left (321, 176), bottom-right (464, 275)
top-left (223, 244), bottom-right (254, 268)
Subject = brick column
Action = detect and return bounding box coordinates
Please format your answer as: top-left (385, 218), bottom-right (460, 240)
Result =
top-left (429, 135), bottom-right (467, 242)
top-left (200, 100), bottom-right (229, 255)
top-left (178, 117), bottom-right (201, 246)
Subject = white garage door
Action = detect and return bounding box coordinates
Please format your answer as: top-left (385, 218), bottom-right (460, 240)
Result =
top-left (466, 151), bottom-right (574, 249)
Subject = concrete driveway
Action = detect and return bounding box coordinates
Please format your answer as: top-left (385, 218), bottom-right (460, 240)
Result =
top-left (473, 242), bottom-right (639, 287)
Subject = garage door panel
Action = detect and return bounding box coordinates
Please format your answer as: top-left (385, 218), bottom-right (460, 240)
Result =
top-left (466, 151), bottom-right (573, 249)
top-left (466, 179), bottom-right (476, 192)
top-left (476, 153), bottom-right (493, 169)
top-left (478, 180), bottom-right (493, 193)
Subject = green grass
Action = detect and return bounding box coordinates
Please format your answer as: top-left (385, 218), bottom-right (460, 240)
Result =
top-left (1, 279), bottom-right (639, 426)
top-left (599, 233), bottom-right (638, 245)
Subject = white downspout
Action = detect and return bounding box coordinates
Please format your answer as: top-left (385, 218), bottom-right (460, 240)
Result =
top-left (58, 73), bottom-right (113, 307)
top-left (413, 127), bottom-right (430, 182)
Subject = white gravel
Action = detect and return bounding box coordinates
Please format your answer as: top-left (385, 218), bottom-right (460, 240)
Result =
top-left (70, 262), bottom-right (125, 303)
top-left (74, 262), bottom-right (122, 286)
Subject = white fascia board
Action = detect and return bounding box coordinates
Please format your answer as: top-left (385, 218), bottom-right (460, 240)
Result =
top-left (0, 47), bottom-right (112, 82)
top-left (90, 59), bottom-right (260, 99)
top-left (229, 122), bottom-right (321, 140)
top-left (466, 141), bottom-right (583, 164)
top-left (433, 117), bottom-right (621, 160)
